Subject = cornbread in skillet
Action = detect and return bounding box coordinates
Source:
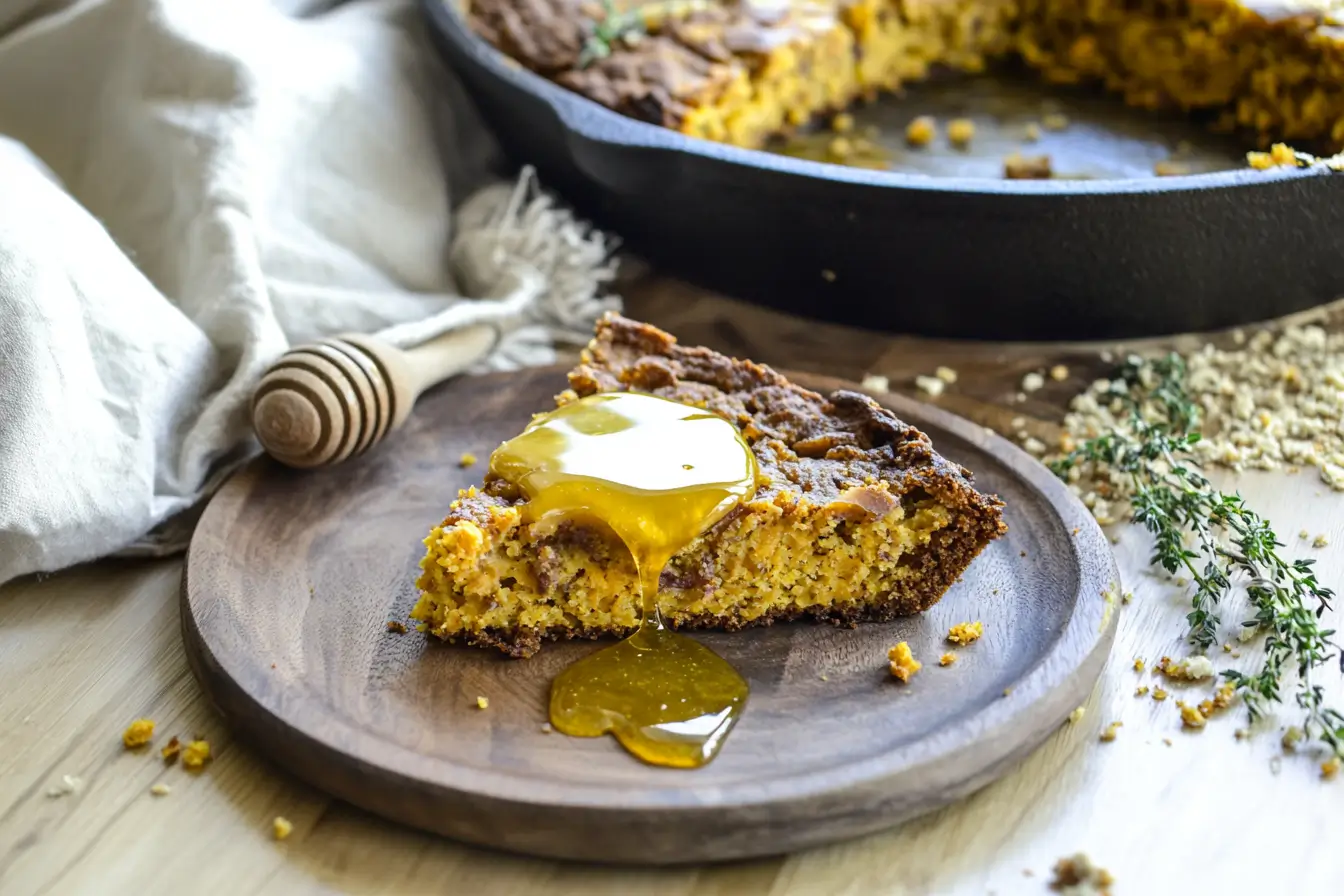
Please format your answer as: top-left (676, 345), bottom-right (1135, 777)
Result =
top-left (463, 0), bottom-right (1344, 153)
top-left (410, 313), bottom-right (1007, 657)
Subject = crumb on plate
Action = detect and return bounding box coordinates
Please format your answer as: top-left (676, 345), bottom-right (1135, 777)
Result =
top-left (947, 621), bottom-right (984, 645)
top-left (905, 115), bottom-right (936, 147)
top-left (888, 642), bottom-right (921, 682)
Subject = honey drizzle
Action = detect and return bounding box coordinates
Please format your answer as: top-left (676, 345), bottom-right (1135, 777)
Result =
top-left (488, 392), bottom-right (757, 768)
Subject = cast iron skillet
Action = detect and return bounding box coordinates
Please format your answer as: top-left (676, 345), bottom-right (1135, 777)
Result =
top-left (420, 0), bottom-right (1344, 339)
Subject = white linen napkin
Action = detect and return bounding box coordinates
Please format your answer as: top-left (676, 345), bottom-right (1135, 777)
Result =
top-left (0, 0), bottom-right (620, 586)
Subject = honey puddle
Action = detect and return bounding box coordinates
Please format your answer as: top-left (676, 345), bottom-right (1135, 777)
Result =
top-left (489, 392), bottom-right (757, 768)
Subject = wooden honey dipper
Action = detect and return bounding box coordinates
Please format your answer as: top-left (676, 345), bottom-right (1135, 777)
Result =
top-left (250, 323), bottom-right (499, 469)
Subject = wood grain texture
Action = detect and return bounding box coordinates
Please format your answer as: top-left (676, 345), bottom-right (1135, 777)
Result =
top-left (2, 280), bottom-right (1342, 894)
top-left (182, 364), bottom-right (1118, 864)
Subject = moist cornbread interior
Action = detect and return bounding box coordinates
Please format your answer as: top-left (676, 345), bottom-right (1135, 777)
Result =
top-left (466, 0), bottom-right (1344, 153)
top-left (410, 314), bottom-right (1006, 657)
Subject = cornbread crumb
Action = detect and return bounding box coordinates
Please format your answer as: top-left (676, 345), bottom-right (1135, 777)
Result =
top-left (1003, 152), bottom-right (1051, 179)
top-left (831, 113), bottom-right (854, 134)
top-left (150, 783), bottom-right (172, 797)
top-left (915, 374), bottom-right (945, 397)
top-left (1235, 728), bottom-right (1249, 740)
top-left (386, 620), bottom-right (408, 634)
top-left (861, 373), bottom-right (889, 392)
top-left (1024, 122), bottom-right (1041, 141)
top-left (1158, 655), bottom-right (1214, 681)
top-left (1154, 159), bottom-right (1190, 177)
top-left (1299, 528), bottom-right (1311, 540)
top-left (1133, 657), bottom-right (1144, 672)
top-left (181, 739), bottom-right (211, 770)
top-left (1049, 365), bottom-right (1069, 382)
top-left (1099, 721), bottom-right (1122, 742)
top-left (273, 816), bottom-right (294, 841)
top-left (1177, 701), bottom-right (1207, 729)
top-left (1135, 686), bottom-right (1149, 697)
top-left (1282, 726), bottom-right (1304, 751)
top-left (1022, 371), bottom-right (1045, 392)
top-left (1003, 687), bottom-right (1014, 697)
top-left (415, 623), bottom-right (428, 633)
top-left (122, 719), bottom-right (155, 749)
top-left (939, 652), bottom-right (957, 666)
top-left (1152, 688), bottom-right (1168, 701)
top-left (947, 118), bottom-right (975, 148)
top-left (1323, 756), bottom-right (1341, 780)
top-left (1067, 705), bottom-right (1085, 724)
top-left (1313, 533), bottom-right (1330, 548)
top-left (541, 723), bottom-right (553, 733)
top-left (945, 622), bottom-right (983, 647)
top-left (905, 116), bottom-right (936, 147)
top-left (476, 696), bottom-right (490, 710)
top-left (1041, 113), bottom-right (1069, 131)
top-left (458, 452), bottom-right (477, 468)
top-left (888, 642), bottom-right (922, 683)
top-left (161, 736), bottom-right (181, 764)
top-left (935, 366), bottom-right (958, 384)
top-left (1049, 853), bottom-right (1112, 895)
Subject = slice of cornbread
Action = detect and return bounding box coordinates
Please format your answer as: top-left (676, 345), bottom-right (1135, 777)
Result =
top-left (411, 313), bottom-right (1007, 657)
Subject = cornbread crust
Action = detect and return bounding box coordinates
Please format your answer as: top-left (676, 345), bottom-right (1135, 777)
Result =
top-left (465, 0), bottom-right (1344, 153)
top-left (412, 314), bottom-right (1006, 657)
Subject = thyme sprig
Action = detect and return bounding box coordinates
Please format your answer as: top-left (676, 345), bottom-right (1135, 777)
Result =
top-left (1050, 353), bottom-right (1344, 760)
top-left (577, 0), bottom-right (714, 68)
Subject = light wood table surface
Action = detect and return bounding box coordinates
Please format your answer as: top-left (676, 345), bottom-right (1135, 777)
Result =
top-left (3, 279), bottom-right (1342, 895)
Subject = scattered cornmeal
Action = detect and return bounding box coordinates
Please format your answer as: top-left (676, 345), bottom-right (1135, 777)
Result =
top-left (161, 736), bottom-right (181, 764)
top-left (1042, 112), bottom-right (1070, 131)
top-left (273, 816), bottom-right (294, 841)
top-left (1177, 701), bottom-right (1207, 729)
top-left (1003, 152), bottom-right (1052, 179)
top-left (150, 783), bottom-right (172, 797)
top-left (475, 696), bottom-right (490, 710)
top-left (905, 115), bottom-right (936, 147)
top-left (1135, 685), bottom-right (1149, 697)
top-left (1099, 721), bottom-right (1122, 742)
top-left (947, 621), bottom-right (984, 645)
top-left (1049, 853), bottom-right (1113, 895)
top-left (122, 718), bottom-right (155, 749)
top-left (1152, 688), bottom-right (1169, 702)
top-left (386, 620), bottom-right (408, 634)
top-left (1067, 705), bottom-right (1085, 724)
top-left (888, 642), bottom-right (922, 683)
top-left (181, 739), bottom-right (211, 770)
top-left (1323, 756), bottom-right (1341, 780)
top-left (1313, 533), bottom-right (1330, 548)
top-left (947, 118), bottom-right (975, 148)
top-left (1133, 657), bottom-right (1145, 672)
top-left (939, 652), bottom-right (957, 666)
top-left (1158, 655), bottom-right (1214, 681)
top-left (458, 452), bottom-right (477, 468)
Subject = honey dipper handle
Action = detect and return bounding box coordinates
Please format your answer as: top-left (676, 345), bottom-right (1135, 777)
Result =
top-left (398, 322), bottom-right (499, 398)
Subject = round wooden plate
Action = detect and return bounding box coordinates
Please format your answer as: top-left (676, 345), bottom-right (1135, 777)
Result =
top-left (182, 366), bottom-right (1120, 865)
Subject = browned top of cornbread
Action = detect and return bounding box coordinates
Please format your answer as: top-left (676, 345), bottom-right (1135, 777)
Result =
top-left (458, 313), bottom-right (1005, 535)
top-left (469, 0), bottom-right (843, 128)
top-left (466, 0), bottom-right (1344, 137)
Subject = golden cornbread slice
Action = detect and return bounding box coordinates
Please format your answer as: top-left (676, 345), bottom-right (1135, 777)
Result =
top-left (411, 314), bottom-right (1007, 657)
top-left (465, 0), bottom-right (1344, 154)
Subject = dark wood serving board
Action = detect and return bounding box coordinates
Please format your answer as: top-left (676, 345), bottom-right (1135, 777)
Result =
top-left (181, 366), bottom-right (1119, 865)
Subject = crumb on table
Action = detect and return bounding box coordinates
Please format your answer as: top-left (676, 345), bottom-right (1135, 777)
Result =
top-left (273, 816), bottom-right (294, 840)
top-left (888, 642), bottom-right (922, 682)
top-left (1099, 720), bottom-right (1122, 742)
top-left (181, 739), bottom-right (211, 770)
top-left (1003, 152), bottom-right (1052, 179)
top-left (1152, 687), bottom-right (1169, 701)
top-left (458, 452), bottom-right (478, 468)
top-left (476, 696), bottom-right (490, 710)
top-left (1133, 657), bottom-right (1145, 672)
top-left (1154, 159), bottom-right (1190, 177)
top-left (1177, 701), bottom-right (1207, 729)
top-left (161, 736), bottom-right (181, 763)
top-left (1135, 685), bottom-right (1149, 697)
top-left (1313, 533), bottom-right (1330, 548)
top-left (1323, 756), bottom-right (1341, 780)
top-left (1067, 705), bottom-right (1086, 724)
top-left (947, 621), bottom-right (984, 645)
top-left (947, 118), bottom-right (975, 148)
top-left (150, 783), bottom-right (172, 797)
top-left (1049, 853), bottom-right (1113, 894)
top-left (905, 115), bottom-right (936, 147)
top-left (122, 719), bottom-right (155, 749)
top-left (1158, 655), bottom-right (1214, 680)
